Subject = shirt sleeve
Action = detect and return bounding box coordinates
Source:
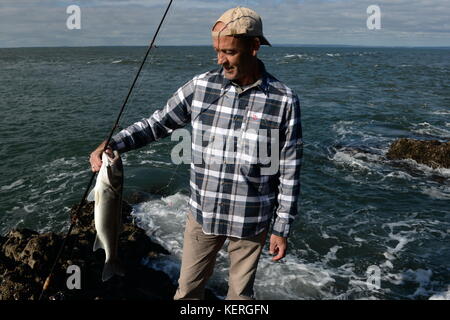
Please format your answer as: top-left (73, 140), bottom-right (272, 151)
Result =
top-left (271, 93), bottom-right (303, 238)
top-left (108, 78), bottom-right (195, 153)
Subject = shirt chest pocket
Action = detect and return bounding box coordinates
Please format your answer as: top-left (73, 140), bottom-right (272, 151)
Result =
top-left (237, 111), bottom-right (281, 176)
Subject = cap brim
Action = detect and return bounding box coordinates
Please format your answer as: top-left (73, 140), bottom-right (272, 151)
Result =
top-left (260, 36), bottom-right (271, 46)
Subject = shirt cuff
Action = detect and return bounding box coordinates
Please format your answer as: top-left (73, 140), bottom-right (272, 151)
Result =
top-left (108, 137), bottom-right (126, 153)
top-left (271, 216), bottom-right (291, 238)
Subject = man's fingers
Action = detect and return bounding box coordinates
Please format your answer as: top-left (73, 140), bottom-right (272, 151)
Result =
top-left (271, 247), bottom-right (286, 261)
top-left (90, 162), bottom-right (99, 172)
top-left (89, 141), bottom-right (110, 172)
top-left (269, 234), bottom-right (288, 261)
top-left (105, 147), bottom-right (114, 157)
top-left (269, 240), bottom-right (276, 255)
top-left (89, 151), bottom-right (103, 172)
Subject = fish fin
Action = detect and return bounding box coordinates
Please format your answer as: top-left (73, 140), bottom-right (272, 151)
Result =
top-left (102, 260), bottom-right (125, 282)
top-left (87, 188), bottom-right (95, 202)
top-left (93, 235), bottom-right (104, 252)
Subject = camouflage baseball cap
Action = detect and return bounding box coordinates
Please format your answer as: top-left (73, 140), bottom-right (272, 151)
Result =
top-left (212, 7), bottom-right (271, 46)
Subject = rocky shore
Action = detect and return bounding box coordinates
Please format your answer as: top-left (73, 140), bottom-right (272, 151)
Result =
top-left (387, 138), bottom-right (450, 169)
top-left (0, 200), bottom-right (217, 300)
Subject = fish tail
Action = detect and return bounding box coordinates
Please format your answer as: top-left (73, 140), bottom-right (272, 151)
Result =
top-left (102, 259), bottom-right (125, 282)
top-left (93, 235), bottom-right (104, 252)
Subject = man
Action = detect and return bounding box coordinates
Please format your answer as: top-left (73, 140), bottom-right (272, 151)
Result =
top-left (90, 7), bottom-right (303, 300)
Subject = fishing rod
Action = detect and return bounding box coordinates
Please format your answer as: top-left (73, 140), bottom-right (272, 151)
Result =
top-left (38, 0), bottom-right (174, 301)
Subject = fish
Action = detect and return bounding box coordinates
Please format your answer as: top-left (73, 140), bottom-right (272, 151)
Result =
top-left (88, 150), bottom-right (125, 282)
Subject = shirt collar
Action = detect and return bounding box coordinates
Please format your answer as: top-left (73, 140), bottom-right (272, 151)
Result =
top-left (220, 59), bottom-right (270, 95)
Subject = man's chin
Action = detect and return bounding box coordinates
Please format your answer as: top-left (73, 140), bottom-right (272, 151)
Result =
top-left (224, 72), bottom-right (238, 81)
top-left (223, 68), bottom-right (237, 78)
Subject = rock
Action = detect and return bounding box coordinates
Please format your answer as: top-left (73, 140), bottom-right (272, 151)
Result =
top-left (387, 138), bottom-right (450, 169)
top-left (0, 268), bottom-right (40, 300)
top-left (0, 200), bottom-right (202, 300)
top-left (2, 230), bottom-right (62, 274)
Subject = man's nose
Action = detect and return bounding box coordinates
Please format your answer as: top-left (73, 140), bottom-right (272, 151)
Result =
top-left (217, 52), bottom-right (226, 65)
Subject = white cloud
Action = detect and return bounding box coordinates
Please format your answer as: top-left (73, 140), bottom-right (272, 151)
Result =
top-left (0, 0), bottom-right (449, 47)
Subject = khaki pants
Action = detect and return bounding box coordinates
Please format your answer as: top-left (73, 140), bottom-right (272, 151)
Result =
top-left (174, 213), bottom-right (268, 300)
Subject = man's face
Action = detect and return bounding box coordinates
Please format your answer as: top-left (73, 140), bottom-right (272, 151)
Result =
top-left (212, 35), bottom-right (255, 85)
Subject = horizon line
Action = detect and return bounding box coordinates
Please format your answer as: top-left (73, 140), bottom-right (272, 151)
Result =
top-left (1, 44), bottom-right (450, 49)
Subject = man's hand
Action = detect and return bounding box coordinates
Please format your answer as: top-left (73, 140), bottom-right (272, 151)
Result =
top-left (89, 140), bottom-right (113, 172)
top-left (269, 234), bottom-right (288, 261)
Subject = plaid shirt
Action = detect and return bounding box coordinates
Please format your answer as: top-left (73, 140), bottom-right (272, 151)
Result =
top-left (110, 60), bottom-right (303, 238)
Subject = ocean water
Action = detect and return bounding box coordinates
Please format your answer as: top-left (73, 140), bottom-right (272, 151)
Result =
top-left (0, 46), bottom-right (449, 300)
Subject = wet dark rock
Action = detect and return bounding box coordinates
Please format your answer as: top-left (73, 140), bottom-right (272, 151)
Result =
top-left (387, 138), bottom-right (450, 169)
top-left (2, 230), bottom-right (62, 274)
top-left (1, 267), bottom-right (41, 300)
top-left (0, 200), bottom-right (186, 300)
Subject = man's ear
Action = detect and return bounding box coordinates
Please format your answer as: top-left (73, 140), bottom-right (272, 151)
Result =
top-left (251, 37), bottom-right (261, 57)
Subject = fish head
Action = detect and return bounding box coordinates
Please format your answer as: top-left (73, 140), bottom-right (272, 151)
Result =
top-left (100, 151), bottom-right (123, 189)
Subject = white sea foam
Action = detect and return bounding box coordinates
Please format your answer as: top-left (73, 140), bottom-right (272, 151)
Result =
top-left (132, 193), bottom-right (189, 256)
top-left (132, 193), bottom-right (232, 297)
top-left (1, 179), bottom-right (25, 191)
top-left (429, 286), bottom-right (450, 300)
top-left (130, 195), bottom-right (375, 299)
top-left (139, 160), bottom-right (169, 166)
top-left (396, 158), bottom-right (450, 178)
top-left (43, 157), bottom-right (82, 172)
top-left (331, 121), bottom-right (386, 144)
top-left (6, 206), bottom-right (20, 214)
top-left (131, 193), bottom-right (345, 299)
top-left (283, 54), bottom-right (306, 58)
top-left (411, 122), bottom-right (450, 138)
top-left (331, 121), bottom-right (355, 137)
top-left (281, 54), bottom-right (312, 63)
top-left (23, 204), bottom-right (36, 213)
top-left (42, 181), bottom-right (69, 195)
top-left (376, 217), bottom-right (450, 298)
top-left (383, 171), bottom-right (414, 180)
top-left (332, 150), bottom-right (383, 172)
top-left (129, 193), bottom-right (449, 300)
top-left (45, 170), bottom-right (85, 184)
top-left (430, 109), bottom-right (450, 115)
top-left (139, 149), bottom-right (156, 155)
top-left (383, 221), bottom-right (415, 258)
top-left (403, 269), bottom-right (434, 299)
top-left (332, 151), bottom-right (365, 169)
top-left (420, 185), bottom-right (450, 200)
top-left (323, 245), bottom-right (342, 262)
top-left (254, 253), bottom-right (336, 299)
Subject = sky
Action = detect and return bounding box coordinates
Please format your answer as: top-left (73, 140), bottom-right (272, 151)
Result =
top-left (0, 0), bottom-right (449, 48)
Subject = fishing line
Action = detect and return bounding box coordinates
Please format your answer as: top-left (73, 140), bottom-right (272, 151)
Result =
top-left (145, 16), bottom-right (245, 195)
top-left (117, 48), bottom-right (157, 130)
top-left (38, 0), bottom-right (174, 301)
